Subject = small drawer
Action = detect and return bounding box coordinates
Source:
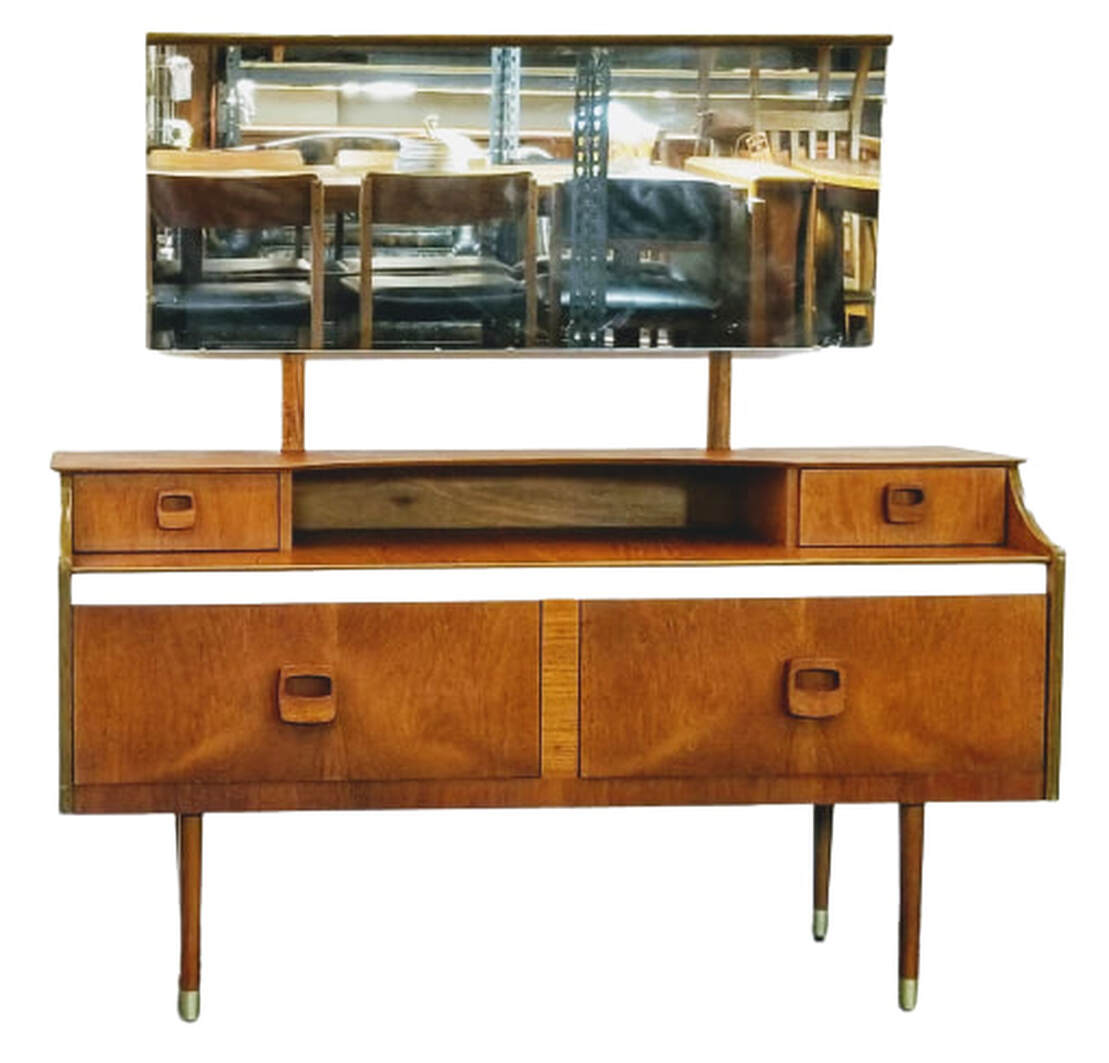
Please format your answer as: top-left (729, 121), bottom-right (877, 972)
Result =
top-left (72, 472), bottom-right (279, 553)
top-left (798, 467), bottom-right (1007, 547)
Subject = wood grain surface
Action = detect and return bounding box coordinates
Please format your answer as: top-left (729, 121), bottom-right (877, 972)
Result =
top-left (51, 448), bottom-right (1021, 473)
top-left (292, 466), bottom-right (765, 533)
top-left (580, 596), bottom-right (1046, 780)
top-left (73, 472), bottom-right (279, 553)
top-left (1006, 467), bottom-right (1066, 798)
top-left (68, 537), bottom-right (1049, 572)
top-left (73, 603), bottom-right (540, 785)
top-left (177, 814), bottom-right (202, 994)
top-left (707, 353), bottom-right (732, 450)
top-left (69, 772), bottom-right (1043, 815)
top-left (799, 467), bottom-right (1007, 546)
top-left (899, 803), bottom-right (924, 983)
top-left (540, 601), bottom-right (580, 777)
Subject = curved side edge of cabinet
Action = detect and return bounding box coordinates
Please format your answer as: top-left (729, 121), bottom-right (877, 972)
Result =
top-left (1006, 466), bottom-right (1064, 800)
top-left (59, 474), bottom-right (74, 813)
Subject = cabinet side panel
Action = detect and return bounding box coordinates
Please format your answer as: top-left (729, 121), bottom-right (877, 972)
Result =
top-left (59, 475), bottom-right (73, 812)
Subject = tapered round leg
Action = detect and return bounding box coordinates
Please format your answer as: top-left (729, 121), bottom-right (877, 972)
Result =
top-left (898, 803), bottom-right (924, 1011)
top-left (812, 804), bottom-right (834, 941)
top-left (177, 813), bottom-right (203, 1022)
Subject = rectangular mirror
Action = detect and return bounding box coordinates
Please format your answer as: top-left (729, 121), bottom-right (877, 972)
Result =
top-left (146, 35), bottom-right (888, 354)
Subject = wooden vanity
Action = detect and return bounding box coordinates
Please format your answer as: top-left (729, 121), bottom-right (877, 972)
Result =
top-left (53, 438), bottom-right (1063, 1017)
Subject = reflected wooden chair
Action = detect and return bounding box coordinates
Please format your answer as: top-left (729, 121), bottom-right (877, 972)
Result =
top-left (699, 44), bottom-right (875, 165)
top-left (700, 102), bottom-right (852, 165)
top-left (344, 171), bottom-right (537, 350)
top-left (148, 171), bottom-right (323, 350)
top-left (148, 149), bottom-right (314, 283)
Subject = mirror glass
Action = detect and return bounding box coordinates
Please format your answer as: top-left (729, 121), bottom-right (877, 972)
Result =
top-left (146, 36), bottom-right (887, 353)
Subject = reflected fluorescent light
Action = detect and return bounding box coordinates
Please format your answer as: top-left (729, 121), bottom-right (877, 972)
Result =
top-left (340, 80), bottom-right (418, 101)
top-left (607, 101), bottom-right (659, 141)
top-left (365, 80), bottom-right (418, 100)
top-left (652, 90), bottom-right (672, 99)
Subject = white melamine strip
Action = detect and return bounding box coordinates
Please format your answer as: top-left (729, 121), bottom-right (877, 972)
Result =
top-left (72, 563), bottom-right (1046, 606)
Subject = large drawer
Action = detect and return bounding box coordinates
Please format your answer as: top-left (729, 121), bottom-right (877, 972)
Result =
top-left (581, 596), bottom-right (1045, 780)
top-left (798, 467), bottom-right (1007, 546)
top-left (72, 472), bottom-right (280, 553)
top-left (73, 602), bottom-right (540, 784)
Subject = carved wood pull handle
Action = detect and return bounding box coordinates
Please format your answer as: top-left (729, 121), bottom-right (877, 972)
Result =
top-left (883, 483), bottom-right (928, 524)
top-left (156, 489), bottom-right (196, 530)
top-left (786, 658), bottom-right (847, 719)
top-left (278, 666), bottom-right (337, 725)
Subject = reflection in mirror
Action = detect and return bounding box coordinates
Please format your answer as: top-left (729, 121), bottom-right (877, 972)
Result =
top-left (146, 36), bottom-right (887, 354)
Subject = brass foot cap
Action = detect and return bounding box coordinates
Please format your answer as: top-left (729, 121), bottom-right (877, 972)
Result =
top-left (899, 978), bottom-right (918, 1012)
top-left (812, 909), bottom-right (828, 941)
top-left (178, 989), bottom-right (200, 1023)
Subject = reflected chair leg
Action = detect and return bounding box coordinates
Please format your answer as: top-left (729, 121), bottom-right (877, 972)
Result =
top-left (899, 803), bottom-right (924, 1011)
top-left (812, 804), bottom-right (834, 940)
top-left (177, 813), bottom-right (203, 1022)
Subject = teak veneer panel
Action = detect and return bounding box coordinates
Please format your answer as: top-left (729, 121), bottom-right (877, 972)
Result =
top-left (51, 447), bottom-right (1020, 473)
top-left (72, 472), bottom-right (279, 553)
top-left (69, 772), bottom-right (1044, 815)
top-left (293, 466), bottom-right (767, 534)
top-left (580, 596), bottom-right (1046, 781)
top-left (68, 538), bottom-right (1048, 572)
top-left (799, 467), bottom-right (1007, 547)
top-left (540, 601), bottom-right (580, 777)
top-left (73, 603), bottom-right (540, 785)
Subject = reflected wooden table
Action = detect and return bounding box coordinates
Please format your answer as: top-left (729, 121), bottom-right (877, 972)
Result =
top-left (309, 160), bottom-right (705, 213)
top-left (789, 157), bottom-right (880, 215)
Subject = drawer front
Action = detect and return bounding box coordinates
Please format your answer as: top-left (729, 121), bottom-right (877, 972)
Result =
top-left (581, 596), bottom-right (1045, 780)
top-left (72, 472), bottom-right (279, 552)
top-left (798, 467), bottom-right (1007, 546)
top-left (73, 603), bottom-right (539, 784)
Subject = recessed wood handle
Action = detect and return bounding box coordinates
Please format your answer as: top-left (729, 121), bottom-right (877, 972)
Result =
top-left (786, 658), bottom-right (847, 719)
top-left (883, 483), bottom-right (928, 524)
top-left (156, 489), bottom-right (196, 530)
top-left (278, 666), bottom-right (336, 725)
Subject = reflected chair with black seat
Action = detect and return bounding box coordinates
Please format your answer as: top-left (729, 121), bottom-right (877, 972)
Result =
top-left (147, 150), bottom-right (313, 284)
top-left (147, 171), bottom-right (324, 350)
top-left (548, 178), bottom-right (741, 348)
top-left (343, 171), bottom-right (537, 350)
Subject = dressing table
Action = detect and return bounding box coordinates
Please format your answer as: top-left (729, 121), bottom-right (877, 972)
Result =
top-left (56, 32), bottom-right (1064, 1021)
top-left (53, 424), bottom-right (1063, 1018)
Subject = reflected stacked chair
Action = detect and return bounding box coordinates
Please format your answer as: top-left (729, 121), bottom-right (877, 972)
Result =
top-left (342, 172), bottom-right (538, 350)
top-left (147, 150), bottom-right (310, 285)
top-left (147, 171), bottom-right (323, 350)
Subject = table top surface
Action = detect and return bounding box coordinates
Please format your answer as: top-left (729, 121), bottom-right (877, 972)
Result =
top-left (148, 156), bottom-right (879, 194)
top-left (307, 160), bottom-right (708, 188)
top-left (682, 156), bottom-right (813, 187)
top-left (683, 155), bottom-right (881, 192)
top-left (52, 446), bottom-right (1019, 473)
top-left (787, 157), bottom-right (881, 191)
top-left (149, 159), bottom-right (746, 189)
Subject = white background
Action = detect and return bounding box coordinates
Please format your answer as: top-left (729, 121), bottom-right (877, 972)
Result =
top-left (2, 3), bottom-right (1106, 1059)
